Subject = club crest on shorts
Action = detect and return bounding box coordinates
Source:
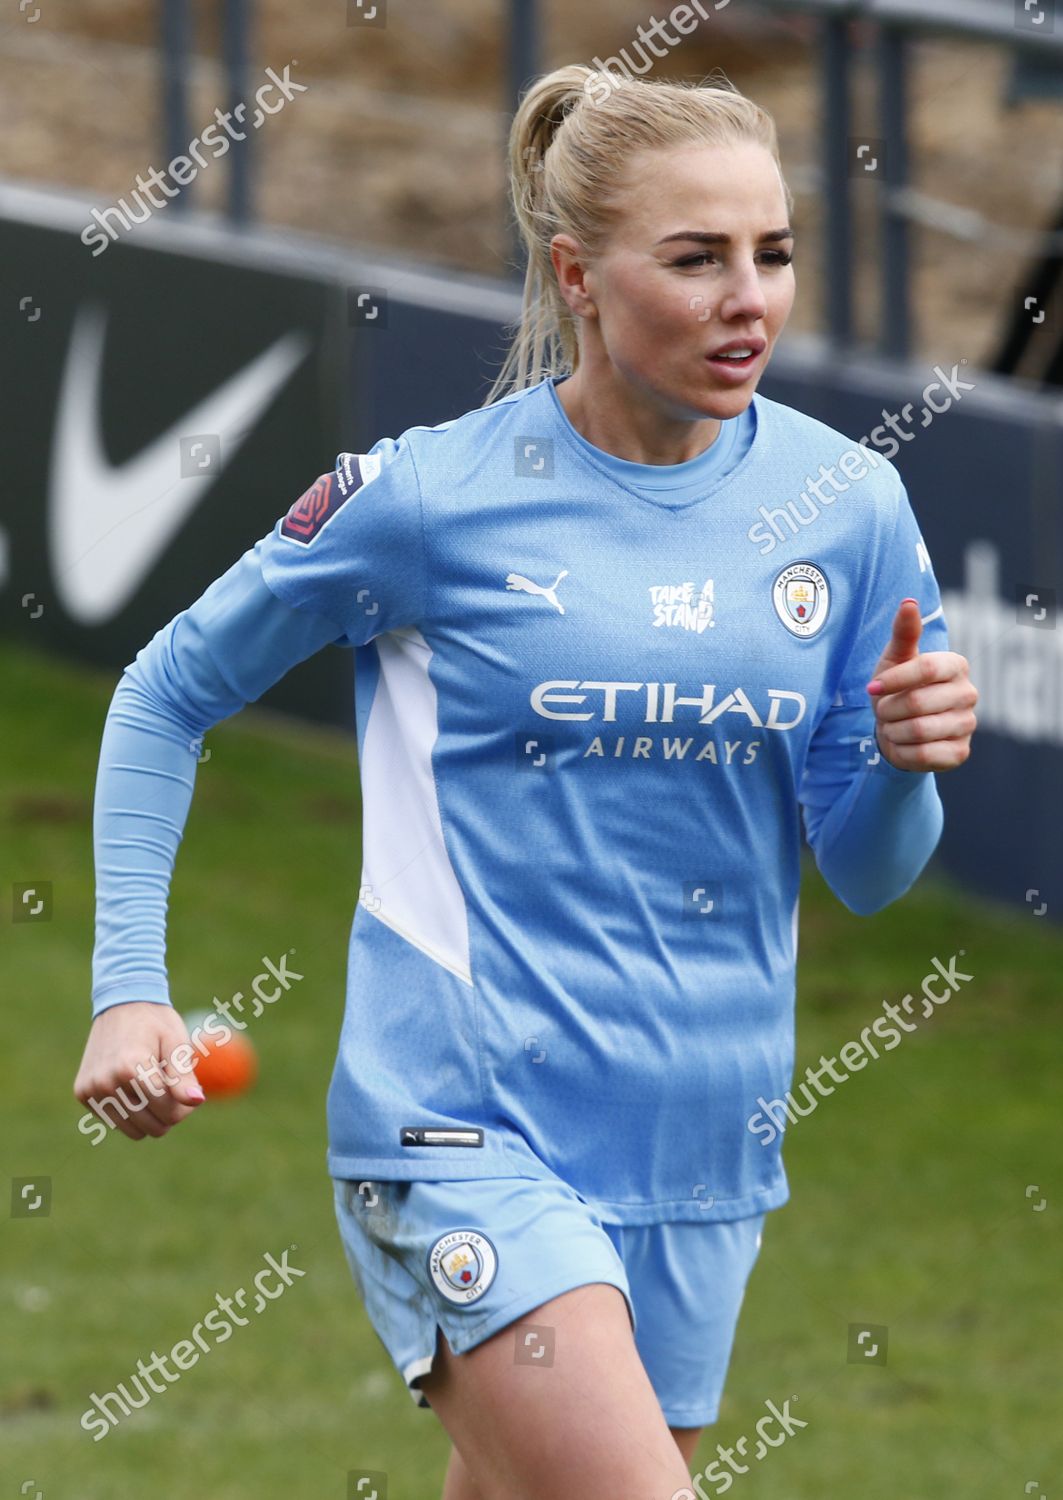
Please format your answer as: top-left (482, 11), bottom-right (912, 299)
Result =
top-left (772, 561), bottom-right (830, 639)
top-left (427, 1229), bottom-right (498, 1305)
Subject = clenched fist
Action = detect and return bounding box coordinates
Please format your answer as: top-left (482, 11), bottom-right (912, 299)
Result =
top-left (74, 1002), bottom-right (206, 1141)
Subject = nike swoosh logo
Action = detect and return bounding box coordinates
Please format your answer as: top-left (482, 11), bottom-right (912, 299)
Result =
top-left (48, 303), bottom-right (310, 624)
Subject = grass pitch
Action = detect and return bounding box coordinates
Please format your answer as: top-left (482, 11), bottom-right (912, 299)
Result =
top-left (2, 638), bottom-right (1059, 1497)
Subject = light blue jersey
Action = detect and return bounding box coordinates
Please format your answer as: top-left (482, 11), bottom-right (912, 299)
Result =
top-left (91, 375), bottom-right (948, 1224)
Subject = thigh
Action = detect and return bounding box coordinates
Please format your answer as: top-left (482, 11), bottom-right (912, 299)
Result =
top-left (421, 1281), bottom-right (695, 1500)
top-left (334, 1171), bottom-right (638, 1406)
top-left (441, 1421), bottom-right (703, 1496)
top-left (335, 1171), bottom-right (694, 1497)
top-left (441, 1423), bottom-right (703, 1498)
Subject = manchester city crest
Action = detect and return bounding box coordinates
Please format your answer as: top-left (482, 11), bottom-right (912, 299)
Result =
top-left (427, 1229), bottom-right (498, 1305)
top-left (772, 561), bottom-right (831, 639)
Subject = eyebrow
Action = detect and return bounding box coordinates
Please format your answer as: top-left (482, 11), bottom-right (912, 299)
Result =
top-left (654, 227), bottom-right (796, 246)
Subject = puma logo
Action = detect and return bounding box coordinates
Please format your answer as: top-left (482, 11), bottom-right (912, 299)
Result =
top-left (505, 569), bottom-right (569, 615)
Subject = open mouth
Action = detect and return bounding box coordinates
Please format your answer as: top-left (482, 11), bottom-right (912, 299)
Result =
top-left (706, 344), bottom-right (765, 375)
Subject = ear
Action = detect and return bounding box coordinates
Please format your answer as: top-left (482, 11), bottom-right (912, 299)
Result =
top-left (550, 234), bottom-right (597, 320)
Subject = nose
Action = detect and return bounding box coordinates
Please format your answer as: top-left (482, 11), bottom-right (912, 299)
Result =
top-left (717, 255), bottom-right (768, 325)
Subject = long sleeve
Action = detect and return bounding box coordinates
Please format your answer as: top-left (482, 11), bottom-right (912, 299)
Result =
top-left (91, 551), bottom-right (350, 1016)
top-left (91, 439), bottom-right (426, 1018)
top-left (798, 469), bottom-right (950, 916)
top-left (798, 698), bottom-right (944, 916)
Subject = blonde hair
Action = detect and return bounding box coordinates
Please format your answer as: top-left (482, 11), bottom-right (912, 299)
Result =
top-left (483, 63), bottom-right (792, 406)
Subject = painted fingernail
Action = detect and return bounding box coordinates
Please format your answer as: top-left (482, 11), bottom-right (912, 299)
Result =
top-left (867, 680), bottom-right (884, 695)
top-left (187, 1084), bottom-right (206, 1102)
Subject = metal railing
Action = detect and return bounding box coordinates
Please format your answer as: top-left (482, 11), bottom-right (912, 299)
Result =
top-left (750, 0), bottom-right (1063, 358)
top-left (160, 0), bottom-right (253, 222)
top-left (158, 0), bottom-right (541, 239)
top-left (157, 0), bottom-right (1061, 361)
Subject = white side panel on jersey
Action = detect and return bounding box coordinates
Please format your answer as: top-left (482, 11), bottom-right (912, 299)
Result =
top-left (791, 892), bottom-right (800, 964)
top-left (359, 627), bottom-right (473, 985)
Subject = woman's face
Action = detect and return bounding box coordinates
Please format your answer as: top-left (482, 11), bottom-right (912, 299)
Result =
top-left (556, 140), bottom-right (796, 420)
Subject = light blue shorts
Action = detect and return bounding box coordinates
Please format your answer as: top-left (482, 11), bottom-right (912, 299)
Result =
top-left (332, 1172), bottom-right (765, 1428)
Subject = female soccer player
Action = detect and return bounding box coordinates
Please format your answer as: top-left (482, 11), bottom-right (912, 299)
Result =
top-left (76, 63), bottom-right (977, 1500)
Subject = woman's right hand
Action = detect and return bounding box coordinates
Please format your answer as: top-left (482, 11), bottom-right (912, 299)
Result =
top-left (73, 1002), bottom-right (206, 1141)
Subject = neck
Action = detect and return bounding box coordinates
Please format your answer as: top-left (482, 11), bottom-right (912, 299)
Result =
top-left (554, 370), bottom-right (724, 465)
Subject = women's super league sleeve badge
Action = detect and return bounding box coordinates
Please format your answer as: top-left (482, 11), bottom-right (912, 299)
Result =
top-left (279, 453), bottom-right (382, 545)
top-left (427, 1229), bottom-right (498, 1305)
top-left (280, 472), bottom-right (343, 544)
top-left (772, 560), bottom-right (831, 638)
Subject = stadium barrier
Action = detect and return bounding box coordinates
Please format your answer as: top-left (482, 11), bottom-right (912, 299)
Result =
top-left (2, 179), bottom-right (1059, 919)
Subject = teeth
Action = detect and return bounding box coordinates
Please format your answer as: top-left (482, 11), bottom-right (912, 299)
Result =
top-left (718, 349), bottom-right (753, 359)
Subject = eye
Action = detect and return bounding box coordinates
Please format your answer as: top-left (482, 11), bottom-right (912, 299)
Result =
top-left (674, 249), bottom-right (794, 269)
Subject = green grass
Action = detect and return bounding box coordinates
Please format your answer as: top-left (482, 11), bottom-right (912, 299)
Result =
top-left (2, 637), bottom-right (1059, 1498)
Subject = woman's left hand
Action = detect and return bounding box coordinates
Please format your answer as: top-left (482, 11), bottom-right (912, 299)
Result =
top-left (867, 598), bottom-right (978, 772)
